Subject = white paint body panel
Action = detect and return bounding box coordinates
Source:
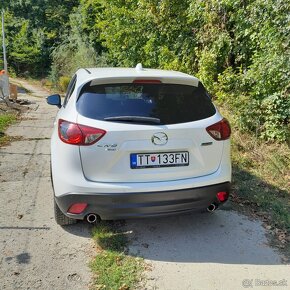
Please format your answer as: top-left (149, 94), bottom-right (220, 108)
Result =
top-left (77, 113), bottom-right (224, 183)
top-left (50, 67), bottom-right (231, 197)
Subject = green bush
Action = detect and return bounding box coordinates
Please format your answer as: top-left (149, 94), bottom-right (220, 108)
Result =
top-left (215, 67), bottom-right (244, 103)
top-left (58, 76), bottom-right (71, 92)
top-left (197, 49), bottom-right (218, 93)
top-left (238, 98), bottom-right (264, 136)
top-left (261, 93), bottom-right (290, 142)
top-left (48, 0), bottom-right (290, 143)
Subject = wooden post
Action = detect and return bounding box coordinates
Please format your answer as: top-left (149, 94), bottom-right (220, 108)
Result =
top-left (10, 83), bottom-right (17, 100)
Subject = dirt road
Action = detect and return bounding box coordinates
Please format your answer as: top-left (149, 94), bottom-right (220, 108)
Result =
top-left (0, 81), bottom-right (92, 290)
top-left (0, 80), bottom-right (289, 290)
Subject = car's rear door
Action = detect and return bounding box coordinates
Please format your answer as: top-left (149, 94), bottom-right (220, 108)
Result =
top-left (77, 81), bottom-right (223, 183)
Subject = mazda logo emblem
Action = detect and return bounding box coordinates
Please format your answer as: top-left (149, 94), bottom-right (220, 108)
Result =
top-left (152, 132), bottom-right (168, 145)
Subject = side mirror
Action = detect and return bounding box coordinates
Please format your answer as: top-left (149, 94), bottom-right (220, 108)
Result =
top-left (46, 94), bottom-right (61, 108)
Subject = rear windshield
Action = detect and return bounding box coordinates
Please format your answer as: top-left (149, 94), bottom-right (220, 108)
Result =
top-left (76, 82), bottom-right (216, 125)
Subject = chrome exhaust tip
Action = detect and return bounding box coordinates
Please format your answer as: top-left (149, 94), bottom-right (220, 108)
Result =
top-left (207, 203), bottom-right (217, 213)
top-left (86, 213), bottom-right (98, 224)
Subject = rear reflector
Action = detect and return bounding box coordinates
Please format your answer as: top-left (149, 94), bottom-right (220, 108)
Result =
top-left (133, 79), bottom-right (162, 84)
top-left (206, 118), bottom-right (231, 140)
top-left (68, 203), bottom-right (88, 214)
top-left (58, 119), bottom-right (106, 145)
top-left (216, 191), bottom-right (229, 202)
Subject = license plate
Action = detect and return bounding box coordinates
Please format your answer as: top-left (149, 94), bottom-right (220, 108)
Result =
top-left (130, 152), bottom-right (189, 169)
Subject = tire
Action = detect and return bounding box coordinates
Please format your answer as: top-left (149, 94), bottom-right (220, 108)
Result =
top-left (54, 199), bottom-right (77, 226)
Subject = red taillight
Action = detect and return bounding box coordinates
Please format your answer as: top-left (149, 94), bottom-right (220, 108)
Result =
top-left (58, 119), bottom-right (106, 145)
top-left (216, 191), bottom-right (229, 202)
top-left (206, 118), bottom-right (231, 140)
top-left (133, 79), bottom-right (162, 84)
top-left (67, 203), bottom-right (88, 214)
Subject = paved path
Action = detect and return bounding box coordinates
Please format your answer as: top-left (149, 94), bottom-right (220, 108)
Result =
top-left (127, 210), bottom-right (289, 290)
top-left (0, 81), bottom-right (92, 290)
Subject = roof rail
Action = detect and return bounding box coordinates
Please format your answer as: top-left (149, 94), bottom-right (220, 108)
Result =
top-left (78, 68), bottom-right (91, 74)
top-left (83, 68), bottom-right (91, 74)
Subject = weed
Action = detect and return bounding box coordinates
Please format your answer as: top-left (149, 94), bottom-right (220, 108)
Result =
top-left (0, 114), bottom-right (16, 132)
top-left (90, 222), bottom-right (144, 290)
top-left (0, 114), bottom-right (17, 146)
top-left (220, 106), bottom-right (290, 256)
top-left (92, 223), bottom-right (127, 252)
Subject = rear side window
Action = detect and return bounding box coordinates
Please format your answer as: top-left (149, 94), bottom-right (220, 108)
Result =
top-left (76, 82), bottom-right (216, 125)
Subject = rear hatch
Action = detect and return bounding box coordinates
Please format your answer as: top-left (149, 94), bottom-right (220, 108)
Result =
top-left (76, 81), bottom-right (223, 182)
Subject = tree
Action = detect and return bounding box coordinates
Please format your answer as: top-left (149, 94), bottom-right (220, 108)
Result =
top-left (2, 0), bottom-right (79, 75)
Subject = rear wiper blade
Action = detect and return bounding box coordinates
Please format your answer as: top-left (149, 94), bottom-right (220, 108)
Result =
top-left (104, 116), bottom-right (161, 124)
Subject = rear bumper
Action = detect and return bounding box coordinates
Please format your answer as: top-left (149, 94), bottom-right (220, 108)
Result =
top-left (55, 182), bottom-right (231, 220)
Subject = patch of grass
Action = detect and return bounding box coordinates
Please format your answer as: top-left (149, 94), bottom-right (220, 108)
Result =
top-left (0, 114), bottom-right (17, 146)
top-left (220, 106), bottom-right (290, 254)
top-left (92, 223), bottom-right (127, 252)
top-left (90, 251), bottom-right (143, 290)
top-left (90, 222), bottom-right (144, 290)
top-left (220, 107), bottom-right (290, 218)
top-left (0, 114), bottom-right (16, 132)
top-left (232, 165), bottom-right (290, 230)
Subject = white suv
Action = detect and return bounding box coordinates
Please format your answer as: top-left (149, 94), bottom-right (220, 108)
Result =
top-left (47, 64), bottom-right (231, 225)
